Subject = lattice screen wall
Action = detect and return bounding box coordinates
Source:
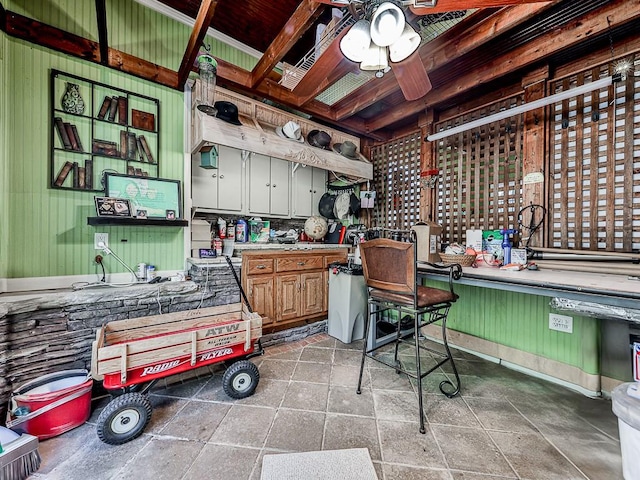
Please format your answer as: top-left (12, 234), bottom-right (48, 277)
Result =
top-left (370, 132), bottom-right (421, 230)
top-left (432, 98), bottom-right (524, 244)
top-left (548, 58), bottom-right (640, 252)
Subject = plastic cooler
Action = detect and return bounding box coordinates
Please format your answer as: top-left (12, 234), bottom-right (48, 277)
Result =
top-left (612, 382), bottom-right (640, 479)
top-left (7, 369), bottom-right (93, 439)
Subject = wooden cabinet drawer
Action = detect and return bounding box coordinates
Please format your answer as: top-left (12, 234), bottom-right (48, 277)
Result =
top-left (246, 258), bottom-right (274, 275)
top-left (276, 256), bottom-right (324, 272)
top-left (324, 252), bottom-right (347, 268)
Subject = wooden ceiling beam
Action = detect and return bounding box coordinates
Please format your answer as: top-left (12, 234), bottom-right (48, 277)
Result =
top-left (364, 0), bottom-right (640, 132)
top-left (4, 10), bottom-right (179, 88)
top-left (95, 0), bottom-right (108, 65)
top-left (250, 0), bottom-right (324, 89)
top-left (409, 0), bottom-right (550, 15)
top-left (178, 0), bottom-right (218, 90)
top-left (333, 3), bottom-right (554, 120)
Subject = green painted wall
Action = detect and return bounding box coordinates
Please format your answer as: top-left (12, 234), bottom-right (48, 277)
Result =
top-left (2, 0), bottom-right (258, 280)
top-left (427, 280), bottom-right (600, 375)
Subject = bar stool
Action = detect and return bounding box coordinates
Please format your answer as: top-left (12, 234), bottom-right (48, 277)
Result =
top-left (356, 232), bottom-right (463, 434)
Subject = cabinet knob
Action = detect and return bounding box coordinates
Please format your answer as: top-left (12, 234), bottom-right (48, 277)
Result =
top-left (266, 183), bottom-right (270, 187)
top-left (309, 189), bottom-right (313, 193)
top-left (256, 265), bottom-right (266, 269)
top-left (211, 173), bottom-right (217, 178)
top-left (297, 261), bottom-right (305, 266)
top-left (273, 184), bottom-right (276, 188)
top-left (219, 174), bottom-right (224, 179)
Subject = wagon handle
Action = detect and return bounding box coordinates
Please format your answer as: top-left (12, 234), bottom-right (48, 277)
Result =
top-left (225, 255), bottom-right (253, 313)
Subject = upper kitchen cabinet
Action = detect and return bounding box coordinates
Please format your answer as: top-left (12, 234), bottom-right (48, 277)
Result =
top-left (291, 165), bottom-right (326, 219)
top-left (192, 145), bottom-right (245, 213)
top-left (248, 154), bottom-right (290, 217)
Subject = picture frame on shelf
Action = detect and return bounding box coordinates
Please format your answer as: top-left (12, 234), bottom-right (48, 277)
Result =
top-left (95, 196), bottom-right (133, 217)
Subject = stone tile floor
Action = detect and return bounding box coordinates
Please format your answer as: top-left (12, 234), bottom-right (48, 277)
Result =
top-left (33, 334), bottom-right (623, 479)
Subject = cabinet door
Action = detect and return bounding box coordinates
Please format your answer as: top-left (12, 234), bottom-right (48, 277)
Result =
top-left (291, 164), bottom-right (313, 218)
top-left (248, 153), bottom-right (272, 215)
top-left (301, 272), bottom-right (324, 317)
top-left (246, 276), bottom-right (274, 325)
top-left (191, 155), bottom-right (219, 209)
top-left (311, 168), bottom-right (326, 217)
top-left (269, 157), bottom-right (290, 216)
top-left (217, 146), bottom-right (244, 212)
top-left (276, 274), bottom-right (300, 321)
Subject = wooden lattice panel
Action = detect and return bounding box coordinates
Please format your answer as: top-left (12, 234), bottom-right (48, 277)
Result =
top-left (432, 97), bottom-right (524, 245)
top-left (371, 132), bottom-right (421, 230)
top-left (548, 58), bottom-right (640, 252)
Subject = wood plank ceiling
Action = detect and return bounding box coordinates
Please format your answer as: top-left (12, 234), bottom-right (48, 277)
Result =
top-left (1, 0), bottom-right (639, 141)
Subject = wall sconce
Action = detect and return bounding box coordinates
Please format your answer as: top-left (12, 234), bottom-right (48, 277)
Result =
top-left (339, 2), bottom-right (421, 77)
top-left (196, 51), bottom-right (217, 116)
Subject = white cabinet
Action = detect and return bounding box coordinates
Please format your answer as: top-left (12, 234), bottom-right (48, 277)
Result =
top-left (248, 153), bottom-right (290, 217)
top-left (192, 145), bottom-right (244, 212)
top-left (291, 165), bottom-right (327, 218)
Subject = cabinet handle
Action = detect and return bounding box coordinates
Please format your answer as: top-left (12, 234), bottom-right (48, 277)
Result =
top-left (220, 174), bottom-right (224, 179)
top-left (211, 173), bottom-right (217, 178)
top-left (256, 265), bottom-right (266, 269)
top-left (297, 282), bottom-right (301, 291)
top-left (297, 261), bottom-right (305, 266)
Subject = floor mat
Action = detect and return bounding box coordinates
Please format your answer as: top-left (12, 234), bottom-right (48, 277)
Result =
top-left (261, 448), bottom-right (378, 480)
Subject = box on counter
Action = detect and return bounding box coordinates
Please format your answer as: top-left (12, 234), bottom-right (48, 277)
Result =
top-left (482, 229), bottom-right (504, 258)
top-left (249, 220), bottom-right (270, 243)
top-left (466, 229), bottom-right (483, 253)
top-left (191, 220), bottom-right (211, 242)
top-left (411, 222), bottom-right (442, 263)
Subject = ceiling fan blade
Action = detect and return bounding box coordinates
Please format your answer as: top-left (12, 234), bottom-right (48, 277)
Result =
top-left (410, 0), bottom-right (548, 15)
top-left (313, 0), bottom-right (350, 5)
top-left (393, 55), bottom-right (432, 101)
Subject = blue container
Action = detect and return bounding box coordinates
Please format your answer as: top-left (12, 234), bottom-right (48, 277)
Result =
top-left (235, 219), bottom-right (248, 243)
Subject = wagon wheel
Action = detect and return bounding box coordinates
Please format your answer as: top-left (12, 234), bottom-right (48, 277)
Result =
top-left (222, 360), bottom-right (260, 399)
top-left (97, 392), bottom-right (152, 445)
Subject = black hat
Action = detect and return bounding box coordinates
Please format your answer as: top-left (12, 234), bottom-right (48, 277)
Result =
top-left (306, 130), bottom-right (332, 150)
top-left (214, 101), bottom-right (242, 126)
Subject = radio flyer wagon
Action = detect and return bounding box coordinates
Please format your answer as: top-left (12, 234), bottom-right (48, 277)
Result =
top-left (91, 259), bottom-right (264, 445)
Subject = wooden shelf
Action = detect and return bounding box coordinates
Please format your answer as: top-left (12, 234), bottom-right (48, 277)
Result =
top-left (87, 217), bottom-right (188, 227)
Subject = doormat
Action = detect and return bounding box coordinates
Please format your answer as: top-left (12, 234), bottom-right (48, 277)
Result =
top-left (261, 448), bottom-right (378, 480)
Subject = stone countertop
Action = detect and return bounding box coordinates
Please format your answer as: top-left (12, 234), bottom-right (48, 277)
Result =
top-left (233, 242), bottom-right (349, 252)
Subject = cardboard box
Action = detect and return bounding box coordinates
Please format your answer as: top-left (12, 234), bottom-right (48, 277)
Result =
top-left (466, 229), bottom-right (483, 252)
top-left (191, 220), bottom-right (211, 242)
top-left (411, 222), bottom-right (442, 263)
top-left (249, 220), bottom-right (270, 243)
top-left (482, 230), bottom-right (504, 258)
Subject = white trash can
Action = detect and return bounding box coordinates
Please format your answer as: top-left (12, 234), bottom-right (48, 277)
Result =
top-left (612, 382), bottom-right (640, 480)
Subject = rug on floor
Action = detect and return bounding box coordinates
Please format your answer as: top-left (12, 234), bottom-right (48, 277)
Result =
top-left (261, 448), bottom-right (378, 480)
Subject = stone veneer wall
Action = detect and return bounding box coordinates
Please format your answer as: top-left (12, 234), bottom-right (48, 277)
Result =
top-left (0, 262), bottom-right (243, 424)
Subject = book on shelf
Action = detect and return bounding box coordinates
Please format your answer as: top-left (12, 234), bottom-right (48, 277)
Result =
top-left (92, 139), bottom-right (118, 157)
top-left (131, 109), bottom-right (155, 131)
top-left (107, 96), bottom-right (118, 122)
top-left (118, 97), bottom-right (128, 125)
top-left (85, 159), bottom-right (93, 190)
top-left (120, 130), bottom-right (127, 159)
top-left (70, 124), bottom-right (84, 152)
top-left (72, 162), bottom-right (80, 189)
top-left (136, 137), bottom-right (145, 162)
top-left (54, 117), bottom-right (72, 150)
top-left (54, 161), bottom-right (74, 187)
top-left (139, 135), bottom-right (155, 163)
top-left (97, 96), bottom-right (111, 120)
top-left (78, 166), bottom-right (86, 189)
top-left (134, 168), bottom-right (143, 176)
top-left (126, 132), bottom-right (137, 161)
top-left (64, 122), bottom-right (80, 151)
top-left (127, 165), bottom-right (135, 175)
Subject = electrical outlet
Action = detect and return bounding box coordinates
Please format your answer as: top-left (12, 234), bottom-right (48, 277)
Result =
top-left (94, 233), bottom-right (109, 249)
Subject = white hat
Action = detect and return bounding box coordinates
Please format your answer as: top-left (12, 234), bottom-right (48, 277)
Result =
top-left (276, 121), bottom-right (304, 143)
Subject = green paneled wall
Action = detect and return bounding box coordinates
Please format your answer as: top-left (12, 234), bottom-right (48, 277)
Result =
top-left (1, 32), bottom-right (8, 279)
top-left (428, 280), bottom-right (600, 375)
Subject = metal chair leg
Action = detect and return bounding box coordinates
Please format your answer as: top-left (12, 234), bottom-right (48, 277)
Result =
top-left (357, 301), bottom-right (372, 395)
top-left (438, 312), bottom-right (461, 398)
top-left (414, 311), bottom-right (426, 434)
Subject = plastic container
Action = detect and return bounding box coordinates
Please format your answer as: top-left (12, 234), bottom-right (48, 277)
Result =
top-left (612, 382), bottom-right (640, 479)
top-left (7, 369), bottom-right (93, 439)
top-left (236, 219), bottom-right (248, 243)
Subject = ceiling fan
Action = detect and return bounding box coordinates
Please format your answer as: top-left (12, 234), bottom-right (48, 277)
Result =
top-left (313, 0), bottom-right (549, 101)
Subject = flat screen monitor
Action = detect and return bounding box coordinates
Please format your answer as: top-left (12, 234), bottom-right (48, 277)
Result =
top-left (105, 173), bottom-right (182, 219)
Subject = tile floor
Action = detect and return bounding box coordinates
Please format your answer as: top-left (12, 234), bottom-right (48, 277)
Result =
top-left (33, 333), bottom-right (623, 479)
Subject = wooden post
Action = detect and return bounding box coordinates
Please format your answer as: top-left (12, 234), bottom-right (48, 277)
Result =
top-left (521, 66), bottom-right (548, 248)
top-left (419, 110), bottom-right (435, 222)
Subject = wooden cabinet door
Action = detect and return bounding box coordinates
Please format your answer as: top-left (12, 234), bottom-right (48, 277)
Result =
top-left (217, 146), bottom-right (244, 212)
top-left (301, 272), bottom-right (324, 317)
top-left (248, 153), bottom-right (272, 215)
top-left (269, 157), bottom-right (290, 216)
top-left (191, 155), bottom-right (219, 209)
top-left (276, 274), bottom-right (300, 321)
top-left (291, 164), bottom-right (313, 218)
top-left (246, 276), bottom-right (274, 325)
top-left (311, 168), bottom-right (326, 217)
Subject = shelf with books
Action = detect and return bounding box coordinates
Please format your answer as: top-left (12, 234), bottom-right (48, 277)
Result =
top-left (50, 69), bottom-right (160, 192)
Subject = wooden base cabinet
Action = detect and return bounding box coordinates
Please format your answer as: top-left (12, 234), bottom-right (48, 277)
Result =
top-left (242, 249), bottom-right (348, 332)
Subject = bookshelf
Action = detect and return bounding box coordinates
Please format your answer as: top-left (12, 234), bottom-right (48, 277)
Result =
top-left (50, 69), bottom-right (160, 192)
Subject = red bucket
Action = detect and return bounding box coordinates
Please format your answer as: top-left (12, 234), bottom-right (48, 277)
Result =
top-left (7, 369), bottom-right (93, 439)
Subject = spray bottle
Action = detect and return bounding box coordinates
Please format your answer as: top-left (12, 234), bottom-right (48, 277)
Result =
top-left (500, 229), bottom-right (518, 265)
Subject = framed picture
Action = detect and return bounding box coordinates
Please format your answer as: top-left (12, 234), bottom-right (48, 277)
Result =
top-left (95, 196), bottom-right (132, 217)
top-left (136, 209), bottom-right (148, 219)
top-left (105, 173), bottom-right (182, 219)
top-left (166, 209), bottom-right (176, 220)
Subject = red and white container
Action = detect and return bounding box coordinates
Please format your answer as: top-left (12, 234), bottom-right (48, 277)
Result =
top-left (6, 369), bottom-right (93, 439)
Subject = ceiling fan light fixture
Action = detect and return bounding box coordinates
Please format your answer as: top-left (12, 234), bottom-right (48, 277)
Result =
top-left (389, 24), bottom-right (421, 62)
top-left (360, 43), bottom-right (389, 72)
top-left (339, 19), bottom-right (371, 62)
top-left (370, 2), bottom-right (405, 47)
